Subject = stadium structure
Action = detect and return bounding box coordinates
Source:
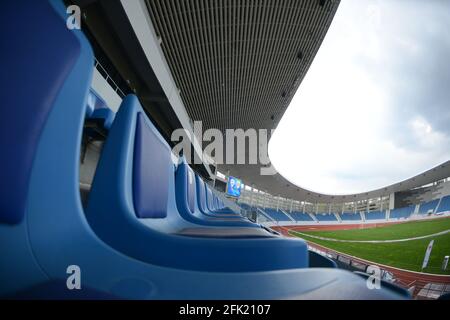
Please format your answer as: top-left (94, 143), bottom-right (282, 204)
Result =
top-left (0, 0), bottom-right (449, 301)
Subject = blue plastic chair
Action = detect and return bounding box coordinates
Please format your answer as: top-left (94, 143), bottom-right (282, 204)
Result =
top-left (86, 95), bottom-right (311, 269)
top-left (175, 159), bottom-right (264, 227)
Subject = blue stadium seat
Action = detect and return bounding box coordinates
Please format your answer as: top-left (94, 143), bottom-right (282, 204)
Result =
top-left (339, 212), bottom-right (361, 221)
top-left (436, 195), bottom-right (450, 213)
top-left (196, 176), bottom-right (243, 217)
top-left (83, 88), bottom-right (115, 143)
top-left (418, 199), bottom-right (439, 215)
top-left (315, 213), bottom-right (338, 221)
top-left (205, 186), bottom-right (217, 212)
top-left (290, 211), bottom-right (314, 221)
top-left (389, 205), bottom-right (414, 219)
top-left (212, 199), bottom-right (238, 214)
top-left (90, 107), bottom-right (115, 130)
top-left (365, 210), bottom-right (386, 220)
top-left (175, 158), bottom-right (268, 228)
top-left (205, 185), bottom-right (225, 213)
top-left (239, 203), bottom-right (252, 210)
top-left (264, 208), bottom-right (291, 221)
top-left (0, 0), bottom-right (126, 297)
top-left (0, 0), bottom-right (410, 300)
top-left (86, 94), bottom-right (310, 270)
top-left (309, 252), bottom-right (337, 268)
top-left (86, 90), bottom-right (96, 117)
top-left (86, 89), bottom-right (115, 130)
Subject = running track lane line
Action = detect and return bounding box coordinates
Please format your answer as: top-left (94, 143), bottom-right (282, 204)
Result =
top-left (289, 229), bottom-right (450, 243)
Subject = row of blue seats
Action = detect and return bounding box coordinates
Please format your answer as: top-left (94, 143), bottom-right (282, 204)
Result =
top-left (315, 213), bottom-right (338, 221)
top-left (240, 196), bottom-right (450, 223)
top-left (365, 210), bottom-right (386, 220)
top-left (85, 89), bottom-right (233, 218)
top-left (0, 0), bottom-right (408, 299)
top-left (290, 211), bottom-right (314, 221)
top-left (390, 197), bottom-right (450, 217)
top-left (263, 208), bottom-right (292, 221)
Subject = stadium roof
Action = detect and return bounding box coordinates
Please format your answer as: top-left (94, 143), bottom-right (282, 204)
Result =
top-left (146, 0), bottom-right (339, 133)
top-left (142, 0), bottom-right (347, 197)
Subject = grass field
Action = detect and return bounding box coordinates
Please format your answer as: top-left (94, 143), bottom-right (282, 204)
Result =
top-left (289, 218), bottom-right (450, 275)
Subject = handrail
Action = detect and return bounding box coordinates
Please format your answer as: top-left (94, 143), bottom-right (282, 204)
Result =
top-left (94, 58), bottom-right (126, 98)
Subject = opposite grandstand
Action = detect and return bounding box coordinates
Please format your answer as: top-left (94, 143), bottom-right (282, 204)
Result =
top-left (239, 179), bottom-right (450, 291)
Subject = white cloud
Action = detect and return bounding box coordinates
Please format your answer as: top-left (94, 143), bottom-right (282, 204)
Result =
top-left (410, 116), bottom-right (449, 151)
top-left (269, 0), bottom-right (450, 195)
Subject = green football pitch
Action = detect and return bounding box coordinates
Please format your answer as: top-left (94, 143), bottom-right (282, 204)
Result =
top-left (289, 218), bottom-right (450, 275)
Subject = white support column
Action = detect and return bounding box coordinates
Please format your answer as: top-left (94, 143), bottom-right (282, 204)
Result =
top-left (389, 192), bottom-right (395, 210)
top-left (435, 197), bottom-right (443, 214)
top-left (289, 199), bottom-right (294, 213)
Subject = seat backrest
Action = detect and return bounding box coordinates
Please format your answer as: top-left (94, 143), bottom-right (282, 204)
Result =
top-left (0, 0), bottom-right (81, 225)
top-left (90, 108), bottom-right (115, 130)
top-left (215, 196), bottom-right (221, 209)
top-left (88, 95), bottom-right (178, 223)
top-left (195, 175), bottom-right (209, 213)
top-left (132, 113), bottom-right (173, 218)
top-left (205, 185), bottom-right (215, 211)
top-left (437, 195), bottom-right (450, 212)
top-left (175, 159), bottom-right (196, 215)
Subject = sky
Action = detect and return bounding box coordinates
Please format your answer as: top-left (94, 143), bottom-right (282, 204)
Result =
top-left (268, 0), bottom-right (450, 195)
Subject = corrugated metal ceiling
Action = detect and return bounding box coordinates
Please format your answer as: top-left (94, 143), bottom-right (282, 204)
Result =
top-left (146, 0), bottom-right (339, 134)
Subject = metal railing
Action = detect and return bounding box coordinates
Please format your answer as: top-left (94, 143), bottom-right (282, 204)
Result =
top-left (94, 58), bottom-right (126, 98)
